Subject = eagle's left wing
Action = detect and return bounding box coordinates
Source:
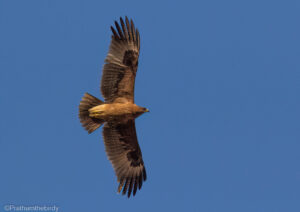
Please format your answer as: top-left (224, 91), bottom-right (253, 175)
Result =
top-left (102, 120), bottom-right (147, 197)
top-left (101, 17), bottom-right (140, 103)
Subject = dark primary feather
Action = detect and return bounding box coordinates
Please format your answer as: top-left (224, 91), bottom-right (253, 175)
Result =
top-left (120, 18), bottom-right (129, 41)
top-left (130, 20), bottom-right (136, 42)
top-left (115, 21), bottom-right (124, 40)
top-left (101, 17), bottom-right (140, 103)
top-left (125, 17), bottom-right (131, 41)
top-left (110, 26), bottom-right (120, 40)
top-left (102, 120), bottom-right (146, 197)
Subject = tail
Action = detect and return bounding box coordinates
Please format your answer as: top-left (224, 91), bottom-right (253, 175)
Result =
top-left (79, 93), bottom-right (105, 134)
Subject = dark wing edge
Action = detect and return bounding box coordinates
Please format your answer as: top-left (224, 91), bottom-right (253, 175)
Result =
top-left (102, 120), bottom-right (147, 198)
top-left (101, 17), bottom-right (140, 103)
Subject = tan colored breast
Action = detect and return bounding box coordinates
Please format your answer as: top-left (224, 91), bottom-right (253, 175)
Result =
top-left (89, 102), bottom-right (137, 120)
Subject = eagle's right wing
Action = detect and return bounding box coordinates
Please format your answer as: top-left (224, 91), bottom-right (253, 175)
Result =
top-left (101, 17), bottom-right (140, 103)
top-left (102, 120), bottom-right (147, 198)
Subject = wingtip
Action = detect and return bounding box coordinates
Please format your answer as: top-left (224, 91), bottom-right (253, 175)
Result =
top-left (117, 184), bottom-right (123, 193)
top-left (114, 21), bottom-right (119, 31)
top-left (120, 16), bottom-right (124, 24)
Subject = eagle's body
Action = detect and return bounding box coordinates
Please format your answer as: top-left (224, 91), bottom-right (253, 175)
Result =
top-left (89, 102), bottom-right (147, 121)
top-left (78, 17), bottom-right (148, 198)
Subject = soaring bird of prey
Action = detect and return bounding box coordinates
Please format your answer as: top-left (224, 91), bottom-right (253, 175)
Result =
top-left (79, 17), bottom-right (148, 198)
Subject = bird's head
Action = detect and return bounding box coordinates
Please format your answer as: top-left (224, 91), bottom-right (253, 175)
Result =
top-left (143, 107), bottom-right (150, 113)
top-left (134, 106), bottom-right (149, 118)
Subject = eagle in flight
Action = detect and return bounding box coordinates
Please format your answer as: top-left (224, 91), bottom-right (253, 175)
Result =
top-left (79, 17), bottom-right (148, 198)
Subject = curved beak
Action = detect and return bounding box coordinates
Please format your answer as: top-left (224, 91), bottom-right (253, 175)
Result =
top-left (145, 108), bottom-right (150, 112)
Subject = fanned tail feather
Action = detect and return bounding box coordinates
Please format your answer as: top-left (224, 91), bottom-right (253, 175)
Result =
top-left (79, 93), bottom-right (104, 133)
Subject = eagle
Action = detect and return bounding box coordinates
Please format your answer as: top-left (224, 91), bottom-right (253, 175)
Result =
top-left (79, 17), bottom-right (148, 198)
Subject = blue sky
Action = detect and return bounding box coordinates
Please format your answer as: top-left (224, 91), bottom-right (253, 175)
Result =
top-left (0, 0), bottom-right (300, 211)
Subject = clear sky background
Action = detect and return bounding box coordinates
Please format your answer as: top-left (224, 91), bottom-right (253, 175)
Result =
top-left (0, 0), bottom-right (299, 211)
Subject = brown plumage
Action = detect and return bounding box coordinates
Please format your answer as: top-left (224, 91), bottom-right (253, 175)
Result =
top-left (78, 17), bottom-right (148, 198)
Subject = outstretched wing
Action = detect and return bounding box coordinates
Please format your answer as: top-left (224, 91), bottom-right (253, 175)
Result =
top-left (102, 120), bottom-right (146, 198)
top-left (101, 17), bottom-right (140, 103)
